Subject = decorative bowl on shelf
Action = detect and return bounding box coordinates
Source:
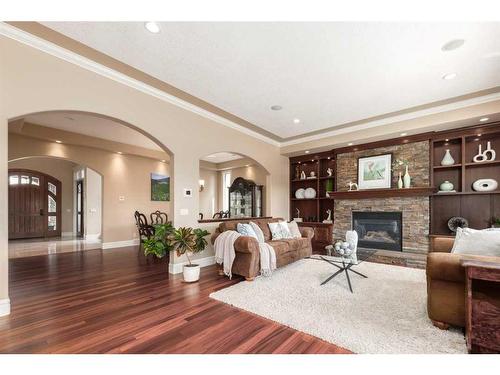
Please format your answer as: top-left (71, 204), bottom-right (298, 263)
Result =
top-left (304, 187), bottom-right (317, 199)
top-left (295, 188), bottom-right (305, 199)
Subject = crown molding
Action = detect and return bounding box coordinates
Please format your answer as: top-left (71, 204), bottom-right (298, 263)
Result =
top-left (2, 22), bottom-right (500, 151)
top-left (281, 90), bottom-right (500, 147)
top-left (0, 22), bottom-right (281, 147)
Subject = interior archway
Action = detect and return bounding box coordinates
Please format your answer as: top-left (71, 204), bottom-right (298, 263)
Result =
top-left (7, 110), bottom-right (173, 256)
top-left (198, 151), bottom-right (270, 221)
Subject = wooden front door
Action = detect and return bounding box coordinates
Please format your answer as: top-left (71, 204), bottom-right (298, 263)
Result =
top-left (8, 169), bottom-right (62, 239)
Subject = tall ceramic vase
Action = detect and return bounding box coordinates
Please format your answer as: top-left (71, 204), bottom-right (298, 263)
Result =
top-left (397, 172), bottom-right (403, 189)
top-left (403, 165), bottom-right (411, 188)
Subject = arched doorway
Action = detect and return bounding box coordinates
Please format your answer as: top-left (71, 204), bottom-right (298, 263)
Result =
top-left (8, 169), bottom-right (61, 239)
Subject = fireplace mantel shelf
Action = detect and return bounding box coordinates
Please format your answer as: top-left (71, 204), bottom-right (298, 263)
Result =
top-left (327, 187), bottom-right (435, 200)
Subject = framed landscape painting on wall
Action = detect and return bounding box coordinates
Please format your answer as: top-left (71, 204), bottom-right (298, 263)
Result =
top-left (357, 154), bottom-right (392, 189)
top-left (151, 173), bottom-right (170, 201)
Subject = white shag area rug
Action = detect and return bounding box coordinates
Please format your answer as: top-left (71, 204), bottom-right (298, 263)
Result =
top-left (210, 258), bottom-right (466, 354)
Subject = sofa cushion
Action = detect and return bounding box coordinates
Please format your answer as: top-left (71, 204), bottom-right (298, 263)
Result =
top-left (236, 223), bottom-right (258, 239)
top-left (287, 221), bottom-right (302, 239)
top-left (452, 227), bottom-right (500, 257)
top-left (280, 238), bottom-right (310, 252)
top-left (269, 221), bottom-right (293, 240)
top-left (267, 240), bottom-right (292, 256)
top-left (249, 221), bottom-right (265, 243)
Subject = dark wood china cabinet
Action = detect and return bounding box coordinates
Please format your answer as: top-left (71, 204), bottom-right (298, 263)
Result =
top-left (228, 177), bottom-right (263, 218)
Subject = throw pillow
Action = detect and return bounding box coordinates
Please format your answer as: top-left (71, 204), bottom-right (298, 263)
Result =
top-left (451, 227), bottom-right (500, 257)
top-left (287, 220), bottom-right (302, 239)
top-left (249, 221), bottom-right (265, 243)
top-left (236, 223), bottom-right (258, 240)
top-left (268, 221), bottom-right (293, 240)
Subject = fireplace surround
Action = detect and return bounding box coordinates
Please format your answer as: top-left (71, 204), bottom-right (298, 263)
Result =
top-left (353, 211), bottom-right (402, 252)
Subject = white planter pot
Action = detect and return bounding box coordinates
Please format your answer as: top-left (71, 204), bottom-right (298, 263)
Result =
top-left (183, 264), bottom-right (200, 282)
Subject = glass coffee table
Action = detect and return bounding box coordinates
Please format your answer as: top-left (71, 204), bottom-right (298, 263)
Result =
top-left (310, 254), bottom-right (368, 293)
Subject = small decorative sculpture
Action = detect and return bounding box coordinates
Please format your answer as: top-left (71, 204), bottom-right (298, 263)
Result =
top-left (323, 209), bottom-right (333, 224)
top-left (473, 141), bottom-right (496, 163)
top-left (309, 171), bottom-right (316, 178)
top-left (347, 181), bottom-right (358, 191)
top-left (327, 168), bottom-right (333, 176)
top-left (294, 208), bottom-right (303, 222)
top-left (295, 165), bottom-right (300, 180)
top-left (300, 170), bottom-right (306, 180)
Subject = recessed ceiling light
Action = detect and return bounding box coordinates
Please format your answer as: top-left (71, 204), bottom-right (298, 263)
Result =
top-left (479, 117), bottom-right (489, 122)
top-left (117, 151), bottom-right (123, 155)
top-left (445, 139), bottom-right (449, 142)
top-left (144, 22), bottom-right (160, 34)
top-left (305, 150), bottom-right (310, 154)
top-left (245, 164), bottom-right (250, 167)
top-left (441, 39), bottom-right (465, 52)
top-left (55, 140), bottom-right (62, 144)
top-left (400, 132), bottom-right (407, 136)
top-left (270, 105), bottom-right (282, 111)
top-left (161, 159), bottom-right (166, 163)
top-left (477, 133), bottom-right (482, 137)
top-left (348, 142), bottom-right (353, 146)
top-left (293, 118), bottom-right (300, 124)
top-left (442, 73), bottom-right (457, 80)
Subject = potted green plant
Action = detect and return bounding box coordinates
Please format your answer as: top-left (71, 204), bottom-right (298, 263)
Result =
top-left (168, 227), bottom-right (210, 282)
top-left (142, 222), bottom-right (174, 259)
top-left (143, 224), bottom-right (210, 282)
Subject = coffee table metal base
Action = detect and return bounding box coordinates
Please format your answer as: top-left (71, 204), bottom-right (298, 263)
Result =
top-left (318, 256), bottom-right (368, 293)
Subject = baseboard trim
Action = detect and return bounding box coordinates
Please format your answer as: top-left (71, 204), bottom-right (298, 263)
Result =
top-left (61, 231), bottom-right (74, 237)
top-left (0, 298), bottom-right (11, 317)
top-left (101, 239), bottom-right (140, 249)
top-left (85, 234), bottom-right (101, 241)
top-left (168, 256), bottom-right (216, 274)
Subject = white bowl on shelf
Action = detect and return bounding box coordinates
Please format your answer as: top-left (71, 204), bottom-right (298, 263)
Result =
top-left (295, 188), bottom-right (306, 199)
top-left (304, 187), bottom-right (317, 199)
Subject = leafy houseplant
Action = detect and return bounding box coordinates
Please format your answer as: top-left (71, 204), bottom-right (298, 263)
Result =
top-left (143, 224), bottom-right (210, 282)
top-left (492, 217), bottom-right (500, 228)
top-left (169, 227), bottom-right (210, 282)
top-left (143, 222), bottom-right (174, 259)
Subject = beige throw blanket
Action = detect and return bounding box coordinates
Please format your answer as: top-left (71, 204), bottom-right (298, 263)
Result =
top-left (214, 230), bottom-right (276, 279)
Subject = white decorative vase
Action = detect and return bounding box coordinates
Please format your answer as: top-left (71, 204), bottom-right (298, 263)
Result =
top-left (439, 180), bottom-right (454, 192)
top-left (403, 166), bottom-right (411, 188)
top-left (397, 172), bottom-right (403, 189)
top-left (183, 264), bottom-right (200, 282)
top-left (472, 178), bottom-right (498, 192)
top-left (441, 149), bottom-right (455, 166)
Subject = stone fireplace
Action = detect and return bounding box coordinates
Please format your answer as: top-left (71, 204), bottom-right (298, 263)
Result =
top-left (334, 197), bottom-right (429, 254)
top-left (353, 211), bottom-right (402, 251)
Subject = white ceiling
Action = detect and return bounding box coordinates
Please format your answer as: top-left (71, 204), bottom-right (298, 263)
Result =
top-left (42, 22), bottom-right (500, 140)
top-left (23, 112), bottom-right (162, 151)
top-left (201, 152), bottom-right (243, 163)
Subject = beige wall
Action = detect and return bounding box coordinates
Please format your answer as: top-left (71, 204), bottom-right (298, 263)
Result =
top-left (0, 34), bottom-right (289, 308)
top-left (84, 167), bottom-right (102, 238)
top-left (199, 167), bottom-right (218, 220)
top-left (8, 157), bottom-right (76, 234)
top-left (9, 133), bottom-right (170, 245)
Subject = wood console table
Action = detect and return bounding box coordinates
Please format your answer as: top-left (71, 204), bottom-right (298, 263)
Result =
top-left (462, 260), bottom-right (500, 354)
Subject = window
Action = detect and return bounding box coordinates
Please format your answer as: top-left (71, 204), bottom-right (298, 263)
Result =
top-left (31, 177), bottom-right (40, 186)
top-left (48, 195), bottom-right (56, 213)
top-left (20, 175), bottom-right (30, 184)
top-left (222, 172), bottom-right (231, 212)
top-left (48, 182), bottom-right (57, 195)
top-left (48, 216), bottom-right (57, 231)
top-left (9, 175), bottom-right (19, 185)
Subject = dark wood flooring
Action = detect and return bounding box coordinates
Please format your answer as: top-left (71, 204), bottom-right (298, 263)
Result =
top-left (0, 247), bottom-right (350, 354)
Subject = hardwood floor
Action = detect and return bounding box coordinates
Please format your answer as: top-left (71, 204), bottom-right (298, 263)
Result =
top-left (0, 247), bottom-right (350, 354)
